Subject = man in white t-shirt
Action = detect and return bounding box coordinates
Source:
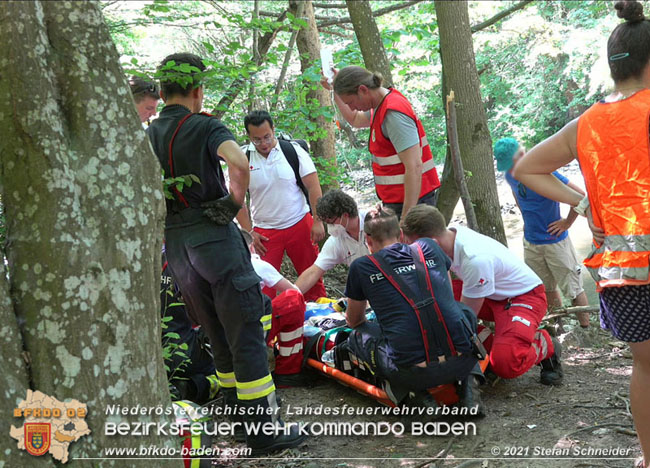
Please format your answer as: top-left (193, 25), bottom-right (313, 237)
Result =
top-left (295, 190), bottom-right (370, 295)
top-left (402, 205), bottom-right (563, 386)
top-left (237, 110), bottom-right (326, 302)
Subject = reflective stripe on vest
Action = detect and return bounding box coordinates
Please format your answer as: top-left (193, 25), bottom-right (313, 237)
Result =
top-left (371, 136), bottom-right (429, 166)
top-left (368, 89), bottom-right (440, 203)
top-left (584, 234), bottom-right (650, 285)
top-left (576, 90), bottom-right (650, 289)
top-left (374, 158), bottom-right (436, 185)
top-left (236, 374), bottom-right (275, 400)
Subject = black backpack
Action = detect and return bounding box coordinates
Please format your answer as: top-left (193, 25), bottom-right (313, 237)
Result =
top-left (245, 135), bottom-right (311, 212)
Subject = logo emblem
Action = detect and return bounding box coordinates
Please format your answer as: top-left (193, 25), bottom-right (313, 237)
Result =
top-left (25, 423), bottom-right (51, 456)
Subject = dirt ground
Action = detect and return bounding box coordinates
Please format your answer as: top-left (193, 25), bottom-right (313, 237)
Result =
top-left (210, 164), bottom-right (642, 468)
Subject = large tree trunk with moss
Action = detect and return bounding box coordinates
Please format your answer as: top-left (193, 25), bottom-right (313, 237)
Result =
top-left (345, 0), bottom-right (394, 87)
top-left (434, 0), bottom-right (506, 244)
top-left (0, 2), bottom-right (179, 466)
top-left (289, 0), bottom-right (338, 188)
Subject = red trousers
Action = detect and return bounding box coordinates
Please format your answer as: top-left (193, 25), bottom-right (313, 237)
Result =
top-left (453, 281), bottom-right (554, 379)
top-left (268, 290), bottom-right (305, 375)
top-left (254, 213), bottom-right (326, 302)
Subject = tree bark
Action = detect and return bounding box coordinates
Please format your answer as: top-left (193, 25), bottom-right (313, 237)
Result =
top-left (0, 2), bottom-right (177, 466)
top-left (435, 0), bottom-right (506, 244)
top-left (345, 0), bottom-right (394, 87)
top-left (289, 0), bottom-right (338, 188)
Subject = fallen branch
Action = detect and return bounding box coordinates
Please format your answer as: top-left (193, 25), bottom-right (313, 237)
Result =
top-left (454, 461), bottom-right (487, 468)
top-left (523, 392), bottom-right (538, 402)
top-left (414, 436), bottom-right (456, 468)
top-left (446, 91), bottom-right (479, 231)
top-left (572, 405), bottom-right (626, 410)
top-left (542, 305), bottom-right (600, 322)
top-left (564, 422), bottom-right (634, 439)
top-left (614, 390), bottom-right (632, 418)
top-left (615, 427), bottom-right (637, 436)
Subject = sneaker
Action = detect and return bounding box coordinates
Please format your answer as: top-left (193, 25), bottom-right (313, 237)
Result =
top-left (540, 338), bottom-right (563, 386)
top-left (272, 372), bottom-right (313, 388)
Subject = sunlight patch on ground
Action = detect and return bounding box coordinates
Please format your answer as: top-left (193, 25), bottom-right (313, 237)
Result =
top-left (604, 366), bottom-right (632, 377)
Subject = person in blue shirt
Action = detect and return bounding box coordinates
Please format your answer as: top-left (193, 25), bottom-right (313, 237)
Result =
top-left (494, 137), bottom-right (590, 328)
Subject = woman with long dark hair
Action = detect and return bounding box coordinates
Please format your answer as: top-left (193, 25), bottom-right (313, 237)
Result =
top-left (513, 2), bottom-right (650, 465)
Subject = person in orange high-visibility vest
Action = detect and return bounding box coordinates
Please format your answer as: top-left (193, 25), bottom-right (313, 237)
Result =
top-left (513, 2), bottom-right (650, 466)
top-left (321, 66), bottom-right (440, 220)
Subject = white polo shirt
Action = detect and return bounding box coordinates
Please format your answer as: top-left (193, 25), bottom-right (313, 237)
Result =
top-left (251, 253), bottom-right (283, 289)
top-left (314, 210), bottom-right (370, 271)
top-left (450, 225), bottom-right (542, 301)
top-left (245, 141), bottom-right (316, 229)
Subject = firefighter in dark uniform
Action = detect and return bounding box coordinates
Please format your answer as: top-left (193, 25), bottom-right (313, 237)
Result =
top-left (161, 247), bottom-right (219, 404)
top-left (147, 53), bottom-right (305, 455)
top-left (343, 207), bottom-right (484, 412)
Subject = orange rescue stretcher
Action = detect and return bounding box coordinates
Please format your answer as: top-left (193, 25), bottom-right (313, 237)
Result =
top-left (306, 355), bottom-right (489, 408)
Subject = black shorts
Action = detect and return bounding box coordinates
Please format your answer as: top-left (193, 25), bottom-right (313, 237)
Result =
top-left (599, 284), bottom-right (650, 342)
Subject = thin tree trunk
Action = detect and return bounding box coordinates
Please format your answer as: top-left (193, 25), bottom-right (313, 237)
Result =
top-left (435, 0), bottom-right (506, 244)
top-left (271, 2), bottom-right (304, 112)
top-left (345, 0), bottom-right (394, 86)
top-left (339, 119), bottom-right (362, 149)
top-left (213, 10), bottom-right (288, 119)
top-left (0, 2), bottom-right (177, 466)
top-left (446, 91), bottom-right (478, 231)
top-left (248, 0), bottom-right (261, 113)
top-left (289, 0), bottom-right (338, 188)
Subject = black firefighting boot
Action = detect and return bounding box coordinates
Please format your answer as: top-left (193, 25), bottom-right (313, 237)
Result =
top-left (243, 391), bottom-right (308, 456)
top-left (457, 375), bottom-right (485, 418)
top-left (221, 387), bottom-right (246, 442)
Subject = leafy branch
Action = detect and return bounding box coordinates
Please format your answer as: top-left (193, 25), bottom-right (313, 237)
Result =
top-left (162, 174), bottom-right (201, 200)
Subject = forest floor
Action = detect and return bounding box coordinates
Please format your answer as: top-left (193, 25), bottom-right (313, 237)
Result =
top-left (212, 163), bottom-right (642, 468)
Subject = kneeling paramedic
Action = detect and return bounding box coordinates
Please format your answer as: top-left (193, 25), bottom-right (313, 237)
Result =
top-left (342, 207), bottom-right (485, 411)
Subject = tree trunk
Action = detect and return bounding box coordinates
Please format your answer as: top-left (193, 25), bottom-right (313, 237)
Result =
top-left (289, 0), bottom-right (338, 188)
top-left (345, 0), bottom-right (394, 87)
top-left (434, 0), bottom-right (507, 244)
top-left (271, 2), bottom-right (304, 112)
top-left (0, 2), bottom-right (178, 466)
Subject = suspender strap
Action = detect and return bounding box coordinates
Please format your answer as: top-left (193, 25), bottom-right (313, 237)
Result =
top-left (408, 243), bottom-right (457, 357)
top-left (368, 246), bottom-right (454, 362)
top-left (168, 113), bottom-right (194, 208)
